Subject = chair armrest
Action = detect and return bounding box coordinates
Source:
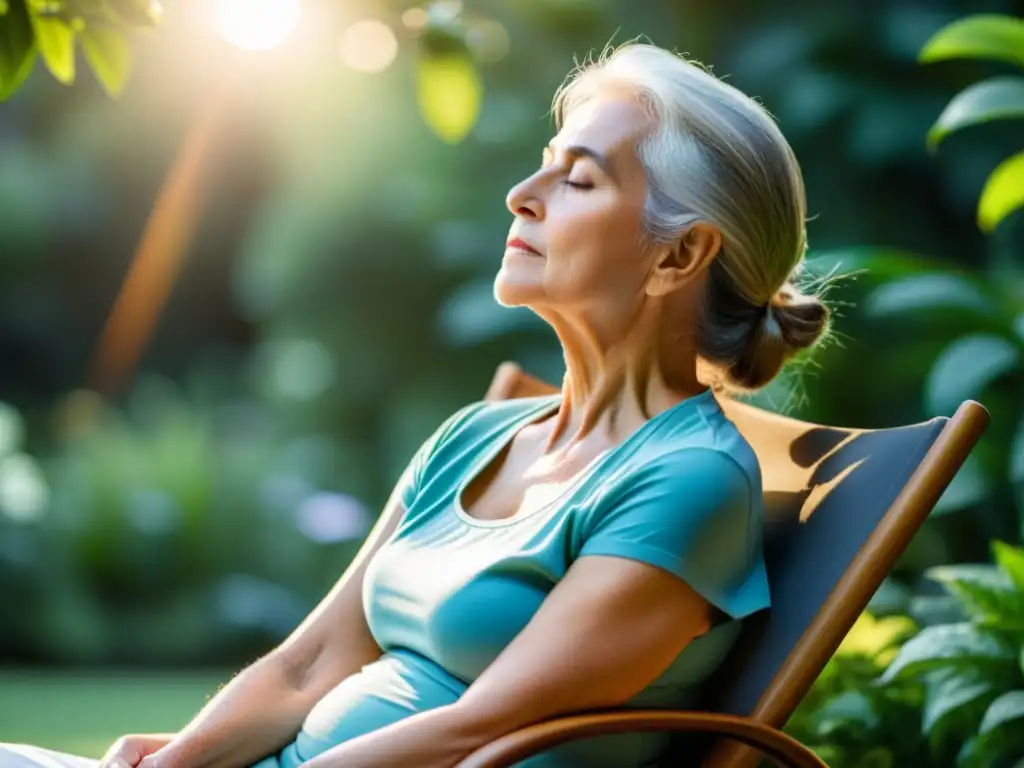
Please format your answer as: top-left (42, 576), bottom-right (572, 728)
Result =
top-left (456, 710), bottom-right (828, 768)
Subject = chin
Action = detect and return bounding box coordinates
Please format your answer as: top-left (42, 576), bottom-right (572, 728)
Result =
top-left (493, 265), bottom-right (544, 307)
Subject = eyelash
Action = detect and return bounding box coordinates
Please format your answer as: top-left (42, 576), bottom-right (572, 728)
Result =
top-left (541, 155), bottom-right (593, 190)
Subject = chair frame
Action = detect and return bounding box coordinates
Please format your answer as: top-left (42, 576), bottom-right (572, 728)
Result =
top-left (454, 362), bottom-right (990, 768)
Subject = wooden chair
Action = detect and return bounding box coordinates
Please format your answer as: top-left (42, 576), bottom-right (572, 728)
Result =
top-left (456, 361), bottom-right (991, 768)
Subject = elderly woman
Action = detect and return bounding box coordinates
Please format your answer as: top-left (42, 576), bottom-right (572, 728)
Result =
top-left (2, 41), bottom-right (829, 768)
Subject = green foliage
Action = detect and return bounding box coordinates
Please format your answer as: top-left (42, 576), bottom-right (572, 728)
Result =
top-left (0, 375), bottom-right (375, 665)
top-left (784, 615), bottom-right (934, 768)
top-left (0, 0), bottom-right (507, 142)
top-left (877, 542), bottom-right (1024, 768)
top-left (925, 334), bottom-right (1020, 417)
top-left (789, 546), bottom-right (1024, 768)
top-left (978, 152), bottom-right (1024, 234)
top-left (921, 14), bottom-right (1024, 231)
top-left (0, 0), bottom-right (154, 98)
top-left (416, 53), bottom-right (483, 144)
top-left (920, 15), bottom-right (1024, 73)
top-left (926, 78), bottom-right (1024, 150)
top-left (79, 22), bottom-right (130, 95)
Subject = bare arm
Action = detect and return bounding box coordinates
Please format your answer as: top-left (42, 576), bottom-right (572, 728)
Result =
top-left (300, 555), bottom-right (714, 768)
top-left (147, 479), bottom-right (411, 768)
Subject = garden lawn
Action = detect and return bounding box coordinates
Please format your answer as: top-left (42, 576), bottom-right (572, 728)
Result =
top-left (0, 669), bottom-right (230, 758)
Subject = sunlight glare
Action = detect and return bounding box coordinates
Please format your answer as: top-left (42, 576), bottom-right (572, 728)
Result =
top-left (214, 0), bottom-right (301, 52)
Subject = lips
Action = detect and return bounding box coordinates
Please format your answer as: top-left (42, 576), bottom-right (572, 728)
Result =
top-left (506, 238), bottom-right (542, 256)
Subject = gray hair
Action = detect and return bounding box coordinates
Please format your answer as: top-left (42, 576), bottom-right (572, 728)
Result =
top-left (552, 42), bottom-right (830, 393)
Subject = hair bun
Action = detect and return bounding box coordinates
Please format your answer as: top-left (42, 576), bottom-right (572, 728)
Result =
top-left (767, 284), bottom-right (830, 353)
top-left (715, 281), bottom-right (831, 393)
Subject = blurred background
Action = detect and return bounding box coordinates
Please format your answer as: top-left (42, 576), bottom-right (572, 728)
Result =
top-left (1, 0), bottom-right (1023, 765)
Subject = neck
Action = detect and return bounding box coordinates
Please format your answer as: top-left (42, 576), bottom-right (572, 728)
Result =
top-left (540, 301), bottom-right (707, 453)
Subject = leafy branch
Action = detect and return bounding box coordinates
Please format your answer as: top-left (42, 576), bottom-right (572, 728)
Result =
top-left (0, 0), bottom-right (161, 101)
top-left (921, 13), bottom-right (1024, 232)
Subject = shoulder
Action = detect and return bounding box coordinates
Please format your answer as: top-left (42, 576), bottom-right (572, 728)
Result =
top-left (593, 447), bottom-right (754, 526)
top-left (595, 391), bottom-right (761, 515)
top-left (576, 447), bottom-right (768, 619)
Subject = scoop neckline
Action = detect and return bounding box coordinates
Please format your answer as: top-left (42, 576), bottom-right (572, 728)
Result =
top-left (452, 388), bottom-right (717, 528)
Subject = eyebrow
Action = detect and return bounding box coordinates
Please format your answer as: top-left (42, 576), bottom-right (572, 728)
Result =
top-left (545, 142), bottom-right (616, 181)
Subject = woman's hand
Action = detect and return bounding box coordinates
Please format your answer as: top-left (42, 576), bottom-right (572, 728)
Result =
top-left (98, 734), bottom-right (174, 768)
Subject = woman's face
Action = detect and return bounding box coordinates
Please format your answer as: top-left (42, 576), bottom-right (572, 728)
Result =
top-left (496, 93), bottom-right (658, 323)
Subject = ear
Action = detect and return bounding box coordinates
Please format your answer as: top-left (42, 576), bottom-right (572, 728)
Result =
top-left (645, 222), bottom-right (722, 298)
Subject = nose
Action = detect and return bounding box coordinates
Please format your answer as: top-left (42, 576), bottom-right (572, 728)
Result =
top-left (505, 173), bottom-right (545, 220)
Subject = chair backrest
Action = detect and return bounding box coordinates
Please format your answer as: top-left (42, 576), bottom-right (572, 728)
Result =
top-left (484, 361), bottom-right (990, 768)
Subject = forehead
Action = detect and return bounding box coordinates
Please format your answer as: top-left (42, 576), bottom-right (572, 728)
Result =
top-left (557, 92), bottom-right (652, 160)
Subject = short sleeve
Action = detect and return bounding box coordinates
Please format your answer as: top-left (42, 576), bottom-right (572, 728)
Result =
top-left (578, 448), bottom-right (770, 619)
top-left (397, 402), bottom-right (484, 509)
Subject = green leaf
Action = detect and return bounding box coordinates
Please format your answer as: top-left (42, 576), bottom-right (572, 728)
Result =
top-left (925, 333), bottom-right (1020, 415)
top-left (0, 0), bottom-right (36, 101)
top-left (863, 273), bottom-right (991, 317)
top-left (920, 14), bottom-right (1024, 69)
top-left (880, 623), bottom-right (1015, 683)
top-left (909, 595), bottom-right (968, 627)
top-left (956, 735), bottom-right (981, 768)
top-left (928, 563), bottom-right (1007, 584)
top-left (30, 10), bottom-right (75, 84)
top-left (993, 541), bottom-right (1024, 592)
top-left (926, 563), bottom-right (1024, 627)
top-left (923, 669), bottom-right (994, 736)
top-left (810, 690), bottom-right (881, 733)
top-left (106, 0), bottom-right (162, 28)
top-left (979, 690), bottom-right (1024, 734)
top-left (80, 24), bottom-right (130, 96)
top-left (416, 52), bottom-right (482, 143)
top-left (927, 77), bottom-right (1024, 150)
top-left (978, 151), bottom-right (1024, 233)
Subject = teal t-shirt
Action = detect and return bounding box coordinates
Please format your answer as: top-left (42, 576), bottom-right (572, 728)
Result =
top-left (256, 389), bottom-right (770, 768)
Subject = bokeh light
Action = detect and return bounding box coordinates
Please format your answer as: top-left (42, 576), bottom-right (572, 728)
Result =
top-left (294, 492), bottom-right (371, 544)
top-left (339, 20), bottom-right (399, 73)
top-left (0, 454), bottom-right (49, 524)
top-left (0, 402), bottom-right (24, 457)
top-left (466, 20), bottom-right (511, 63)
top-left (401, 7), bottom-right (429, 31)
top-left (214, 0), bottom-right (301, 52)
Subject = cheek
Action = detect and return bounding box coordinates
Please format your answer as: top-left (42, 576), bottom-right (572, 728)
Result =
top-left (548, 204), bottom-right (645, 290)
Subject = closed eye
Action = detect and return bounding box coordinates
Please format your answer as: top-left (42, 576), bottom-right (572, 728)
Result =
top-left (541, 148), bottom-right (594, 190)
